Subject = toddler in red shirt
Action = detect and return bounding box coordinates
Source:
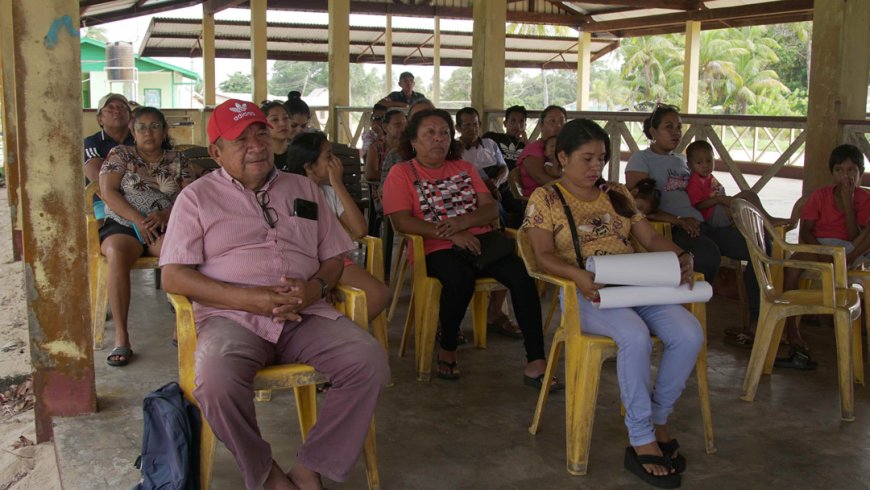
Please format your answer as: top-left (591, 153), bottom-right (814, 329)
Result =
top-left (685, 140), bottom-right (789, 228)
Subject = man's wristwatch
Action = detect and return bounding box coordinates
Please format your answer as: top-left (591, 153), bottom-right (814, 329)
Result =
top-left (313, 277), bottom-right (329, 299)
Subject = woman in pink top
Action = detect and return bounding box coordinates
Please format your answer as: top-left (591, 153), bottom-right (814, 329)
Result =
top-left (383, 109), bottom-right (552, 386)
top-left (516, 105), bottom-right (567, 197)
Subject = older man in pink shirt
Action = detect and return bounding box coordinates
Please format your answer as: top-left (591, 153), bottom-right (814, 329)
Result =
top-left (160, 99), bottom-right (389, 490)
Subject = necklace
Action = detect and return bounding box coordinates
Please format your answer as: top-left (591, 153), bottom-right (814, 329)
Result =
top-left (138, 149), bottom-right (165, 165)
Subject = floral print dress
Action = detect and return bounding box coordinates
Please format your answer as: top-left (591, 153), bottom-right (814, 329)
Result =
top-left (99, 145), bottom-right (190, 228)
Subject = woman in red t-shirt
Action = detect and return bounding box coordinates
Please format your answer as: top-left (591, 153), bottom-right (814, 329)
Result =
top-left (383, 109), bottom-right (551, 386)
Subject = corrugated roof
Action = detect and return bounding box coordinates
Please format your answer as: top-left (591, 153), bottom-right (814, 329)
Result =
top-left (140, 17), bottom-right (620, 69)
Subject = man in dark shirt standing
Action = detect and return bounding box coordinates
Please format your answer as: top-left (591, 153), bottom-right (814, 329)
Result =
top-left (378, 71), bottom-right (427, 109)
top-left (482, 105), bottom-right (528, 226)
top-left (83, 93), bottom-right (134, 218)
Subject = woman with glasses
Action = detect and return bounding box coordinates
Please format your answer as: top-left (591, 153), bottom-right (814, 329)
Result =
top-left (286, 131), bottom-right (388, 321)
top-left (260, 100), bottom-right (293, 173)
top-left (625, 104), bottom-right (760, 348)
top-left (99, 106), bottom-right (190, 367)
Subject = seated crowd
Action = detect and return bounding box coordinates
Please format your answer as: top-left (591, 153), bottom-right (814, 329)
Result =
top-left (82, 81), bottom-right (868, 489)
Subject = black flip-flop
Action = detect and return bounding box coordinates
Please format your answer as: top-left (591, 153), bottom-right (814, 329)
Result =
top-left (436, 359), bottom-right (460, 380)
top-left (623, 446), bottom-right (681, 489)
top-left (523, 374), bottom-right (565, 392)
top-left (774, 347), bottom-right (818, 370)
top-left (658, 439), bottom-right (687, 474)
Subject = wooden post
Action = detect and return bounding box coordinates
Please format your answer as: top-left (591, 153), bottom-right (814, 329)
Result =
top-left (328, 0), bottom-right (350, 144)
top-left (470, 0), bottom-right (506, 115)
top-left (202, 7), bottom-right (216, 107)
top-left (803, 0), bottom-right (870, 192)
top-left (250, 0), bottom-right (268, 103)
top-left (433, 16), bottom-right (441, 106)
top-left (12, 0), bottom-right (96, 442)
top-left (0, 0), bottom-right (22, 261)
top-left (384, 14), bottom-right (392, 96)
top-left (682, 20), bottom-right (701, 114)
top-left (576, 31), bottom-right (591, 111)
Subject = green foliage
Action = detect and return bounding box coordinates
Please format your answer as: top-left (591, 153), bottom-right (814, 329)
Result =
top-left (268, 61), bottom-right (328, 98)
top-left (440, 67), bottom-right (472, 107)
top-left (218, 71), bottom-right (252, 93)
top-left (586, 24), bottom-right (811, 116)
top-left (349, 64), bottom-right (386, 107)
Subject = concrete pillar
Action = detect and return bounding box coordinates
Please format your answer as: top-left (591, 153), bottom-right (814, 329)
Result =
top-left (0, 0), bottom-right (22, 261)
top-left (250, 0), bottom-right (267, 103)
top-left (12, 0), bottom-right (96, 442)
top-left (328, 0), bottom-right (350, 144)
top-left (470, 0), bottom-right (506, 115)
top-left (682, 20), bottom-right (701, 114)
top-left (576, 31), bottom-right (592, 111)
top-left (384, 15), bottom-right (392, 96)
top-left (202, 8), bottom-right (216, 106)
top-left (433, 17), bottom-right (441, 106)
top-left (803, 0), bottom-right (870, 192)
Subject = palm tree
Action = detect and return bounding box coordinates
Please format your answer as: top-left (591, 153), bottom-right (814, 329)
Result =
top-left (618, 34), bottom-right (683, 109)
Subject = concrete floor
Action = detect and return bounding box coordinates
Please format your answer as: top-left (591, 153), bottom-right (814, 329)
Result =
top-left (53, 262), bottom-right (870, 489)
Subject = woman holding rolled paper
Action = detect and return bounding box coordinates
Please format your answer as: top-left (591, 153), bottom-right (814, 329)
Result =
top-left (523, 119), bottom-right (703, 489)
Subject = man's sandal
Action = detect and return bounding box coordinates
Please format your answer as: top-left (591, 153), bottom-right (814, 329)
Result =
top-left (774, 346), bottom-right (818, 370)
top-left (623, 447), bottom-right (681, 489)
top-left (658, 439), bottom-right (687, 474)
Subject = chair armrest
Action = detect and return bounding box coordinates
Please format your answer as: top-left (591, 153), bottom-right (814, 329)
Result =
top-left (776, 258), bottom-right (836, 306)
top-left (334, 283), bottom-right (368, 328)
top-left (779, 242), bottom-right (848, 287)
top-left (166, 292), bottom-right (198, 401)
top-left (356, 235), bottom-right (384, 282)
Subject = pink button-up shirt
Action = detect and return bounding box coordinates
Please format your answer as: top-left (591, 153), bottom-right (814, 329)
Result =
top-left (160, 168), bottom-right (355, 343)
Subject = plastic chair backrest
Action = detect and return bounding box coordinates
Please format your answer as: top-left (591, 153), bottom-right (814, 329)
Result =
top-left (731, 198), bottom-right (788, 301)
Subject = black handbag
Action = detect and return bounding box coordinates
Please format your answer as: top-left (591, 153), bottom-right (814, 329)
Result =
top-left (452, 230), bottom-right (516, 270)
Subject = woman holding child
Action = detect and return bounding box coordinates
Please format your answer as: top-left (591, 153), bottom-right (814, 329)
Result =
top-left (524, 119), bottom-right (702, 488)
top-left (625, 104), bottom-right (768, 351)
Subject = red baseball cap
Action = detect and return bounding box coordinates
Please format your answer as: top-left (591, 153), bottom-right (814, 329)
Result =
top-left (207, 99), bottom-right (271, 144)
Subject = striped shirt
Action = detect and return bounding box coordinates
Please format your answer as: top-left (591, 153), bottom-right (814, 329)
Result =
top-left (159, 168), bottom-right (355, 343)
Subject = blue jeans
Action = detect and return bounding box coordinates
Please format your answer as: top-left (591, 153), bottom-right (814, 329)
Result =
top-left (570, 292), bottom-right (704, 446)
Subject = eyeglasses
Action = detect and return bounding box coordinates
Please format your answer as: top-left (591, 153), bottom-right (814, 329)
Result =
top-left (133, 122), bottom-right (164, 133)
top-left (371, 116), bottom-right (384, 122)
top-left (256, 190), bottom-right (278, 229)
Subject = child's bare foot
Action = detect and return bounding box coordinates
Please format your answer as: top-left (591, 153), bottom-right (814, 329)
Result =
top-left (264, 461), bottom-right (296, 490)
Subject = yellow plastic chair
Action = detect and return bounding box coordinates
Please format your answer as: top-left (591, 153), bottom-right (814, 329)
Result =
top-left (85, 182), bottom-right (161, 350)
top-left (357, 235), bottom-right (389, 352)
top-left (394, 233), bottom-right (506, 378)
top-left (167, 288), bottom-right (381, 490)
top-left (517, 227), bottom-right (715, 476)
top-left (731, 198), bottom-right (861, 421)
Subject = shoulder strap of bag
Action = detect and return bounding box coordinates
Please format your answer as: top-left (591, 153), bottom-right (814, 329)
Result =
top-left (552, 184), bottom-right (584, 269)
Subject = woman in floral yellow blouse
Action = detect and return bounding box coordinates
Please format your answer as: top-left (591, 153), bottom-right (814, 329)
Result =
top-left (99, 106), bottom-right (189, 367)
top-left (523, 119), bottom-right (700, 489)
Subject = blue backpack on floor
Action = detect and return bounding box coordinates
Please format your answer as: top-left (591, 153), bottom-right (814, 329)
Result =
top-left (133, 382), bottom-right (200, 490)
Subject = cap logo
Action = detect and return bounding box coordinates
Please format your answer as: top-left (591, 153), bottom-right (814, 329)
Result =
top-left (228, 102), bottom-right (257, 121)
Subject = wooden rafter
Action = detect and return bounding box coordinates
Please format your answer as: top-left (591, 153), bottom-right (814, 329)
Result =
top-left (583, 0), bottom-right (812, 33)
top-left (203, 0), bottom-right (248, 14)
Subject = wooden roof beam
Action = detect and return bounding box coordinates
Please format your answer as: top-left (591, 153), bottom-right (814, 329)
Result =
top-left (80, 0), bottom-right (203, 26)
top-left (203, 0), bottom-right (249, 14)
top-left (584, 0), bottom-right (812, 32)
top-left (569, 0), bottom-right (703, 9)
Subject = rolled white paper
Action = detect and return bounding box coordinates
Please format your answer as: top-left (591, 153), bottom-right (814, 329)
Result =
top-left (593, 282), bottom-right (713, 309)
top-left (586, 251), bottom-right (681, 287)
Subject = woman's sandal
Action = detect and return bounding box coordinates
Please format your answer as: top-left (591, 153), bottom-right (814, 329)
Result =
top-left (724, 332), bottom-right (754, 349)
top-left (658, 439), bottom-right (687, 474)
top-left (623, 447), bottom-right (681, 489)
top-left (106, 346), bottom-right (133, 367)
top-left (436, 359), bottom-right (460, 380)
